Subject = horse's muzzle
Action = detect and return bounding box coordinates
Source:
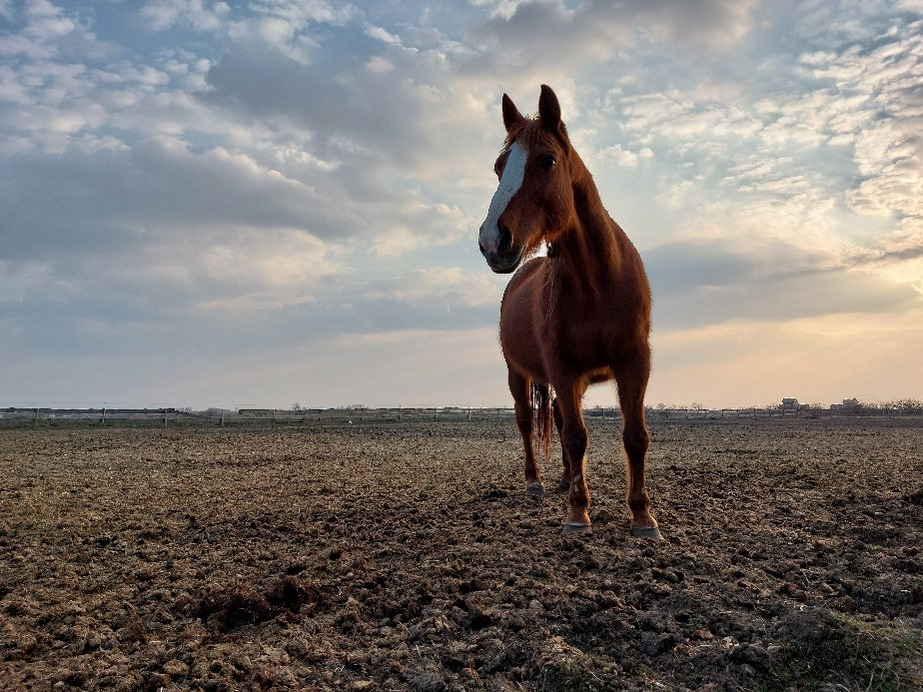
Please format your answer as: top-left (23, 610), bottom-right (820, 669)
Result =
top-left (479, 226), bottom-right (521, 273)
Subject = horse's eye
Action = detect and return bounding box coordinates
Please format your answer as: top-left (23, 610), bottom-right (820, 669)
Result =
top-left (539, 154), bottom-right (556, 170)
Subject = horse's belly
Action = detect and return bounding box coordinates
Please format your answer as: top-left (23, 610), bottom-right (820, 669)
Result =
top-left (561, 320), bottom-right (634, 372)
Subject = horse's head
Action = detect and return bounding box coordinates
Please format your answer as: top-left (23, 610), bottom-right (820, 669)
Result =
top-left (478, 84), bottom-right (576, 274)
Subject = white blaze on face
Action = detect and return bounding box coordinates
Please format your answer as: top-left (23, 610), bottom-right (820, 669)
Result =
top-left (479, 141), bottom-right (528, 254)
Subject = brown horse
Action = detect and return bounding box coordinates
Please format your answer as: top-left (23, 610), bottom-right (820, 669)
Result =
top-left (478, 85), bottom-right (661, 539)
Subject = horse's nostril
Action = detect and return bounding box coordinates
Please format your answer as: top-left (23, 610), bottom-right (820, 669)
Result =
top-left (498, 227), bottom-right (513, 255)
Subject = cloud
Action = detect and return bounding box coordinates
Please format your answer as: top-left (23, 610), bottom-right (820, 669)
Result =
top-left (0, 0), bottom-right (116, 62)
top-left (644, 238), bottom-right (922, 329)
top-left (0, 259), bottom-right (72, 302)
top-left (140, 0), bottom-right (230, 33)
top-left (598, 143), bottom-right (653, 168)
top-left (783, 4), bottom-right (923, 234)
top-left (463, 0), bottom-right (759, 79)
top-left (185, 229), bottom-right (341, 311)
top-left (872, 234), bottom-right (923, 264)
top-left (200, 42), bottom-right (451, 167)
top-left (0, 137), bottom-right (341, 256)
top-left (360, 267), bottom-right (500, 308)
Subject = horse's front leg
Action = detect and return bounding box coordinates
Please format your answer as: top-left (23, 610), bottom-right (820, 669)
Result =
top-left (554, 380), bottom-right (592, 533)
top-left (614, 348), bottom-right (662, 540)
top-left (508, 369), bottom-right (544, 498)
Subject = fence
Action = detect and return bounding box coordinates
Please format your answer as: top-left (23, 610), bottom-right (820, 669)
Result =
top-left (0, 406), bottom-right (521, 429)
top-left (5, 403), bottom-right (922, 429)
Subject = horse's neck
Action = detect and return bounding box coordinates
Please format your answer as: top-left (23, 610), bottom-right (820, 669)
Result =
top-left (552, 161), bottom-right (621, 293)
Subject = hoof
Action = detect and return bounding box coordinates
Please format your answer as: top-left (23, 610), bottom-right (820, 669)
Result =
top-left (556, 477), bottom-right (570, 493)
top-left (525, 482), bottom-right (545, 499)
top-left (631, 525), bottom-right (663, 541)
top-left (563, 522), bottom-right (592, 535)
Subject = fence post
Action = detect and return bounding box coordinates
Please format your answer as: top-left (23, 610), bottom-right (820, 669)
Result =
top-left (163, 408), bottom-right (168, 427)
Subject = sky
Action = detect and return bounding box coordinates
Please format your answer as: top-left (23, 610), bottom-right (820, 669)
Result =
top-left (1, 0), bottom-right (921, 411)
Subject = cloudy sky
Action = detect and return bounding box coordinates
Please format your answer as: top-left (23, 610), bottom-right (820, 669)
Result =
top-left (1, 0), bottom-right (921, 410)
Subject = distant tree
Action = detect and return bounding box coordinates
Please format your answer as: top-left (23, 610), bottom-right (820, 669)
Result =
top-left (893, 399), bottom-right (923, 414)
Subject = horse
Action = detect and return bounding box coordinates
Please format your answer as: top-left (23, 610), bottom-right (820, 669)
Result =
top-left (478, 85), bottom-right (661, 539)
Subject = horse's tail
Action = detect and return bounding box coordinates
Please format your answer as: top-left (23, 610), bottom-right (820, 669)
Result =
top-left (532, 383), bottom-right (553, 456)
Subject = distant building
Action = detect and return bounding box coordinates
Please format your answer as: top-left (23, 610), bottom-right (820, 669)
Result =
top-left (780, 397), bottom-right (801, 410)
top-left (830, 398), bottom-right (861, 413)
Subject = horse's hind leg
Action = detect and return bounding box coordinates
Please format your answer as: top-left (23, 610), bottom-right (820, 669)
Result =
top-left (552, 397), bottom-right (570, 492)
top-left (614, 347), bottom-right (662, 540)
top-left (509, 369), bottom-right (544, 498)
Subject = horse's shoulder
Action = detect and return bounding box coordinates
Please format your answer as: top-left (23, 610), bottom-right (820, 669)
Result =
top-left (502, 256), bottom-right (547, 301)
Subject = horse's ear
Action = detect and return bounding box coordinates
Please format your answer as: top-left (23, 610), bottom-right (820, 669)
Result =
top-left (538, 84), bottom-right (562, 133)
top-left (502, 93), bottom-right (524, 132)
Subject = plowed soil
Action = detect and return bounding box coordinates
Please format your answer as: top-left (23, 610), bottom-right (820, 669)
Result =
top-left (1, 417), bottom-right (921, 691)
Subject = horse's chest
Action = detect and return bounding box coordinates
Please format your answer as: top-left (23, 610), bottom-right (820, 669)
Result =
top-left (556, 318), bottom-right (614, 364)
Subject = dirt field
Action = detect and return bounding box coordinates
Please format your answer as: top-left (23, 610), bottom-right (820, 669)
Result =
top-left (1, 416), bottom-right (921, 691)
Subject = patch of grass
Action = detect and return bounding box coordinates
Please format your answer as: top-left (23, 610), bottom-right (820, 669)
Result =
top-left (763, 609), bottom-right (922, 691)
